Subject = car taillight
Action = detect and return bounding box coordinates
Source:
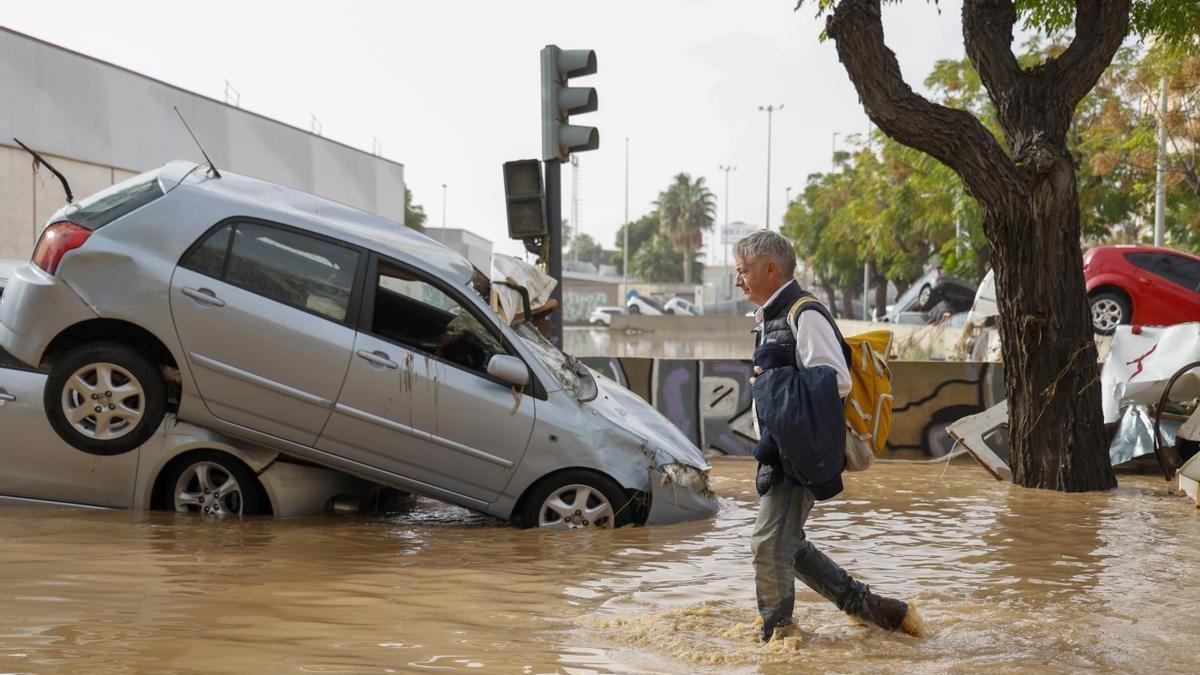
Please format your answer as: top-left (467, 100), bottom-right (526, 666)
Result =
top-left (32, 221), bottom-right (91, 275)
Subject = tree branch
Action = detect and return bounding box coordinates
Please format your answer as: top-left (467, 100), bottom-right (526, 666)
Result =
top-left (826, 0), bottom-right (1020, 207)
top-left (1041, 0), bottom-right (1132, 112)
top-left (962, 0), bottom-right (1022, 114)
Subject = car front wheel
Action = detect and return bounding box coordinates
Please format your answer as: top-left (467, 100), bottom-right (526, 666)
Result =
top-left (916, 284), bottom-right (932, 310)
top-left (520, 470), bottom-right (634, 529)
top-left (44, 342), bottom-right (166, 456)
top-left (1090, 293), bottom-right (1130, 334)
top-left (627, 304), bottom-right (640, 315)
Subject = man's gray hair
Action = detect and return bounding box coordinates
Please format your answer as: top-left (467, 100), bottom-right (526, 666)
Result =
top-left (734, 230), bottom-right (797, 277)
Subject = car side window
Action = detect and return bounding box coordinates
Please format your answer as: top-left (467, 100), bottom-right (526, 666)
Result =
top-left (223, 223), bottom-right (360, 322)
top-left (180, 224), bottom-right (234, 278)
top-left (370, 262), bottom-right (506, 377)
top-left (1153, 255), bottom-right (1200, 292)
top-left (1124, 252), bottom-right (1160, 273)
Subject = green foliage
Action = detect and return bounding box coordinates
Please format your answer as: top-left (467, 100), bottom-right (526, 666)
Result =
top-left (1016, 0), bottom-right (1200, 50)
top-left (611, 212), bottom-right (661, 274)
top-left (566, 232), bottom-right (611, 268)
top-left (404, 188), bottom-right (426, 232)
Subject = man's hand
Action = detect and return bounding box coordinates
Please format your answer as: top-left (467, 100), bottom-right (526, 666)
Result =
top-left (750, 364), bottom-right (762, 386)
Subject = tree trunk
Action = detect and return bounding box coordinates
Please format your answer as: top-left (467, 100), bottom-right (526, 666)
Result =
top-left (841, 285), bottom-right (855, 320)
top-left (872, 272), bottom-right (888, 321)
top-left (986, 147), bottom-right (1115, 491)
top-left (825, 0), bottom-right (1127, 491)
top-left (821, 279), bottom-right (838, 315)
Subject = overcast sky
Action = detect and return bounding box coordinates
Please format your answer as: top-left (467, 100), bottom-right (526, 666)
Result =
top-left (2, 0), bottom-right (970, 259)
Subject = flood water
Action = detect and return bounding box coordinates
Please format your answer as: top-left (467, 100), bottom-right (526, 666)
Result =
top-left (1, 459), bottom-right (1197, 674)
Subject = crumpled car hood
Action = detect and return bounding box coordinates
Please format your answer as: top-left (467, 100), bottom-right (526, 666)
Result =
top-left (585, 369), bottom-right (710, 471)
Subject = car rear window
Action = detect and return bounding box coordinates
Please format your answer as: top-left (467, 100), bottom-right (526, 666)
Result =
top-left (61, 173), bottom-right (165, 231)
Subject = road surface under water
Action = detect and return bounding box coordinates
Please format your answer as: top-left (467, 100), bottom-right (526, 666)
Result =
top-left (1, 459), bottom-right (1196, 674)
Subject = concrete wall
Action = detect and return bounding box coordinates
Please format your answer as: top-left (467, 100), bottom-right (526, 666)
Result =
top-left (564, 279), bottom-right (620, 323)
top-left (0, 28), bottom-right (405, 259)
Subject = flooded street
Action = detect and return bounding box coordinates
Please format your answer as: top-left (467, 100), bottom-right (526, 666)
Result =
top-left (2, 458), bottom-right (1198, 674)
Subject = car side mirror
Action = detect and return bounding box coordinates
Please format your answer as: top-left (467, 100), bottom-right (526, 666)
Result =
top-left (487, 354), bottom-right (529, 387)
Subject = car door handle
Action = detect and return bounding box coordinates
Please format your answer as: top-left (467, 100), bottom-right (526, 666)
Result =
top-left (0, 389), bottom-right (15, 403)
top-left (356, 350), bottom-right (398, 370)
top-left (182, 287), bottom-right (226, 307)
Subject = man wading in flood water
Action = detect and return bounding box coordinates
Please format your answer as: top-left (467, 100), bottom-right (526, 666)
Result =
top-left (734, 230), bottom-right (922, 642)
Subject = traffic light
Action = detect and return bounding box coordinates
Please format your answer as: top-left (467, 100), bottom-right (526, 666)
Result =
top-left (540, 45), bottom-right (598, 162)
top-left (502, 159), bottom-right (546, 239)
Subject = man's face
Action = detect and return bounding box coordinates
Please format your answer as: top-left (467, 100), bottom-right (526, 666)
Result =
top-left (735, 255), bottom-right (784, 306)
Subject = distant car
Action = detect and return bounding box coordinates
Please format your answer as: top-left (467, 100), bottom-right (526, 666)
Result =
top-left (1084, 245), bottom-right (1200, 334)
top-left (626, 294), bottom-right (665, 315)
top-left (883, 268), bottom-right (977, 324)
top-left (588, 306), bottom-right (624, 326)
top-left (664, 297), bottom-right (701, 316)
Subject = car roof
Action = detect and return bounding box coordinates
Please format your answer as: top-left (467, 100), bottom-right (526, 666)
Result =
top-left (165, 161), bottom-right (476, 284)
top-left (1087, 244), bottom-right (1200, 261)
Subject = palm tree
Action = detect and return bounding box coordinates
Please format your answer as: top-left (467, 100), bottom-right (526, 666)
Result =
top-left (655, 173), bottom-right (716, 284)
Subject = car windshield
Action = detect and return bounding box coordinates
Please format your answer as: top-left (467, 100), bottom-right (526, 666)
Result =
top-left (513, 322), bottom-right (597, 401)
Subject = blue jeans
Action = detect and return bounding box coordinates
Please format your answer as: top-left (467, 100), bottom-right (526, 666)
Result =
top-left (751, 473), bottom-right (869, 636)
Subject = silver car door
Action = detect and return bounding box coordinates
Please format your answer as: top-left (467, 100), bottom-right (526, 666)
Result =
top-left (315, 331), bottom-right (416, 473)
top-left (326, 258), bottom-right (535, 502)
top-left (0, 355), bottom-right (141, 508)
top-left (169, 221), bottom-right (361, 446)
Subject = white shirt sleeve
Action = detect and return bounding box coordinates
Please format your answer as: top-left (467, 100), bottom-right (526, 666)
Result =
top-left (794, 310), bottom-right (852, 397)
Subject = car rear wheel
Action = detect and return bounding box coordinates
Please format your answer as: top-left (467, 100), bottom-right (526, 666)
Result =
top-left (628, 304), bottom-right (640, 315)
top-left (520, 470), bottom-right (634, 529)
top-left (166, 451), bottom-right (268, 517)
top-left (44, 342), bottom-right (166, 456)
top-left (1090, 293), bottom-right (1130, 335)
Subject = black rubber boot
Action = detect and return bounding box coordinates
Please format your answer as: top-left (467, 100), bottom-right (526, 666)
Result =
top-left (855, 592), bottom-right (925, 636)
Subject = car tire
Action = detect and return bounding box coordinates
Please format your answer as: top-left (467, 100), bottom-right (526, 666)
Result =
top-left (664, 308), bottom-right (675, 315)
top-left (628, 304), bottom-right (640, 315)
top-left (519, 470), bottom-right (635, 529)
top-left (44, 341), bottom-right (166, 456)
top-left (162, 451), bottom-right (269, 516)
top-left (592, 319), bottom-right (606, 327)
top-left (916, 284), bottom-right (932, 311)
top-left (1089, 292), bottom-right (1130, 335)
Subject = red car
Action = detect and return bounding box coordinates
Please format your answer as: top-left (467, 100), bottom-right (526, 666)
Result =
top-left (1084, 245), bottom-right (1200, 333)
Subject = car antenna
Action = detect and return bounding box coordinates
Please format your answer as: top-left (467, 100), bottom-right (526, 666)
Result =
top-left (12, 138), bottom-right (73, 203)
top-left (173, 106), bottom-right (221, 178)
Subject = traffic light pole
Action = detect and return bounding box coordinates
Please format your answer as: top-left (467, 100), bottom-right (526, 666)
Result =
top-left (545, 158), bottom-right (564, 347)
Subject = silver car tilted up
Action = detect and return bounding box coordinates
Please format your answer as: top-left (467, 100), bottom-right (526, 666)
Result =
top-left (0, 162), bottom-right (717, 528)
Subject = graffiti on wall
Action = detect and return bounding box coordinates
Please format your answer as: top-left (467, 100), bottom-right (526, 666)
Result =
top-left (581, 357), bottom-right (1005, 459)
top-left (564, 291), bottom-right (612, 323)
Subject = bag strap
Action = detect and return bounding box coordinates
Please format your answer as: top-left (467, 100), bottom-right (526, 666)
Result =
top-left (786, 296), bottom-right (852, 365)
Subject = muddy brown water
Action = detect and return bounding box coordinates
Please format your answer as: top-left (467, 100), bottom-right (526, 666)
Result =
top-left (1, 459), bottom-right (1197, 674)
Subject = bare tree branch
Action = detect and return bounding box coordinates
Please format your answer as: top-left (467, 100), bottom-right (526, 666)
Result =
top-left (1041, 0), bottom-right (1132, 112)
top-left (962, 0), bottom-right (1022, 116)
top-left (826, 0), bottom-right (1020, 207)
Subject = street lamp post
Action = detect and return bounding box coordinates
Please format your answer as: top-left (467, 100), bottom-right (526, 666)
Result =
top-left (719, 164), bottom-right (737, 302)
top-left (758, 104), bottom-right (784, 230)
top-left (623, 137), bottom-right (630, 301)
top-left (831, 132), bottom-right (840, 170)
top-left (440, 183), bottom-right (447, 243)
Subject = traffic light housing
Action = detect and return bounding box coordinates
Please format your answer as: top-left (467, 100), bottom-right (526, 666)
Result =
top-left (541, 45), bottom-right (598, 162)
top-left (503, 159), bottom-right (546, 239)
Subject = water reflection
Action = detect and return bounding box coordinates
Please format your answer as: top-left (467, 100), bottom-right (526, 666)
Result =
top-left (0, 460), bottom-right (1196, 673)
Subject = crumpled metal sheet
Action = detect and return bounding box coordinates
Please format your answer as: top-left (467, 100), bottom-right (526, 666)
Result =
top-left (1101, 323), bottom-right (1200, 423)
top-left (1109, 405), bottom-right (1180, 467)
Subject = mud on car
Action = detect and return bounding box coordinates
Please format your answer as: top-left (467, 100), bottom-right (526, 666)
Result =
top-left (0, 162), bottom-right (717, 528)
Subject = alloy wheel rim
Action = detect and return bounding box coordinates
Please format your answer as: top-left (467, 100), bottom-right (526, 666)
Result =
top-left (174, 462), bottom-right (244, 516)
top-left (918, 286), bottom-right (931, 307)
top-left (61, 362), bottom-right (145, 440)
top-left (538, 484), bottom-right (615, 529)
top-left (1091, 299), bottom-right (1122, 332)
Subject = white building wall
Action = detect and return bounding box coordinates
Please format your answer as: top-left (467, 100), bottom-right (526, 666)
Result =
top-left (0, 27), bottom-right (405, 259)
